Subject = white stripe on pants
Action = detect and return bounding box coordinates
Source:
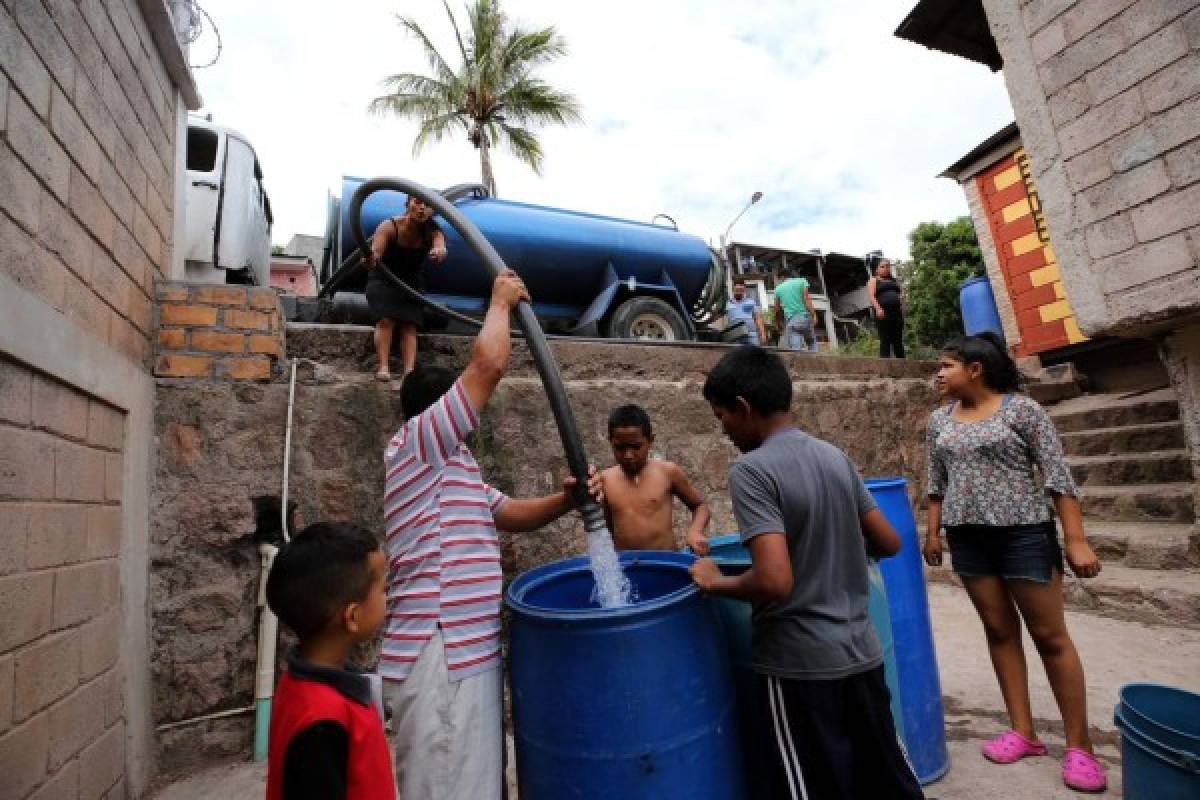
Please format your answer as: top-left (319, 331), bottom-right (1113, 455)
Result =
top-left (768, 676), bottom-right (809, 800)
top-left (384, 631), bottom-right (503, 800)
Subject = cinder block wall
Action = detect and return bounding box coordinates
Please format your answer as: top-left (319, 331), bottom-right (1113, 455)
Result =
top-left (982, 0), bottom-right (1200, 337)
top-left (0, 2), bottom-right (198, 797)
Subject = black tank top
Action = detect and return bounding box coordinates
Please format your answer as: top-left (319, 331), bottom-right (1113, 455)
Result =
top-left (875, 276), bottom-right (902, 310)
top-left (380, 217), bottom-right (438, 278)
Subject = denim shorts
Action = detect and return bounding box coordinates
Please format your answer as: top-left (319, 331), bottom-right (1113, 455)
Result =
top-left (945, 521), bottom-right (1064, 583)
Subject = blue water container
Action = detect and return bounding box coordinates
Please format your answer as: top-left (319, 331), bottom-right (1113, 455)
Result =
top-left (1115, 685), bottom-right (1200, 800)
top-left (708, 534), bottom-right (906, 796)
top-left (866, 477), bottom-right (950, 785)
top-left (959, 275), bottom-right (1005, 340)
top-left (506, 551), bottom-right (745, 799)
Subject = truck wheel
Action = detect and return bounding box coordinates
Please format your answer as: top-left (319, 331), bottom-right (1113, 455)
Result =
top-left (605, 296), bottom-right (689, 341)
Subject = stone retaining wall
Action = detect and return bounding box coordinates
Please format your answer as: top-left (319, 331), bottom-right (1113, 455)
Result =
top-left (150, 332), bottom-right (937, 776)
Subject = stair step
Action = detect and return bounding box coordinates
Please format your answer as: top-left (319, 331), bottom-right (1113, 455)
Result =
top-left (1060, 421), bottom-right (1186, 456)
top-left (1069, 449), bottom-right (1194, 486)
top-left (1086, 521), bottom-right (1200, 569)
top-left (1049, 388), bottom-right (1180, 433)
top-left (926, 561), bottom-right (1200, 628)
top-left (1080, 484), bottom-right (1196, 523)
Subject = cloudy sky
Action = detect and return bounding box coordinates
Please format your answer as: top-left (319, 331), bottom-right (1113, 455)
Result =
top-left (188, 0), bottom-right (1014, 259)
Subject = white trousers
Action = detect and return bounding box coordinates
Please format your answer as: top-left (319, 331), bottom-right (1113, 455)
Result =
top-left (384, 631), bottom-right (503, 800)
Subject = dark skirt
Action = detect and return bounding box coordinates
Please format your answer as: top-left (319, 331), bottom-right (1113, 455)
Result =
top-left (365, 268), bottom-right (424, 325)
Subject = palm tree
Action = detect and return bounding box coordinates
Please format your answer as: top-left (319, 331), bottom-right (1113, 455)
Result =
top-left (369, 0), bottom-right (582, 197)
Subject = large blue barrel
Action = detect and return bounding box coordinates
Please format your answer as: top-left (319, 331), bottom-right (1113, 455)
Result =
top-left (1115, 685), bottom-right (1200, 800)
top-left (866, 477), bottom-right (950, 785)
top-left (338, 177), bottom-right (715, 316)
top-left (506, 551), bottom-right (745, 799)
top-left (708, 534), bottom-right (906, 795)
top-left (959, 276), bottom-right (1005, 339)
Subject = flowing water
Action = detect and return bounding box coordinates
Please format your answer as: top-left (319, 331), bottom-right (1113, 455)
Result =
top-left (587, 526), bottom-right (635, 608)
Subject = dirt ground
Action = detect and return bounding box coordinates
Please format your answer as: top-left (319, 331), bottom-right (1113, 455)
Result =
top-left (154, 584), bottom-right (1200, 799)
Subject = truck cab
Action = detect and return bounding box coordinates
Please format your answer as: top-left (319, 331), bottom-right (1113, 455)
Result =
top-left (184, 117), bottom-right (273, 286)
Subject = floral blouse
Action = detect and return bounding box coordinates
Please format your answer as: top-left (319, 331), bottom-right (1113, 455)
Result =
top-left (926, 394), bottom-right (1077, 527)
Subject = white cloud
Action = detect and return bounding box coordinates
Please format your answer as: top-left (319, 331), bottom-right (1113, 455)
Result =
top-left (190, 0), bottom-right (1014, 259)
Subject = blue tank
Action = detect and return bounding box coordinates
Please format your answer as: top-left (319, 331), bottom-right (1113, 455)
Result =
top-left (337, 177), bottom-right (717, 327)
top-left (959, 276), bottom-right (1005, 340)
top-left (866, 477), bottom-right (950, 785)
top-left (506, 551), bottom-right (745, 799)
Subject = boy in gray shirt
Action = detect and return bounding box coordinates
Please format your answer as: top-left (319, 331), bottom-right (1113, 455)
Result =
top-left (691, 346), bottom-right (924, 800)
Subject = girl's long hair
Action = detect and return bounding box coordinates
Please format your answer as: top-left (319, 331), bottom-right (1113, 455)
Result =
top-left (941, 331), bottom-right (1021, 393)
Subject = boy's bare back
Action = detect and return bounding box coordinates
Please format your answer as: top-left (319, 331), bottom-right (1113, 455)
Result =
top-left (602, 460), bottom-right (685, 551)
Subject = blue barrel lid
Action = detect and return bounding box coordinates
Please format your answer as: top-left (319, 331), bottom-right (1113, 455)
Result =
top-left (960, 275), bottom-right (990, 289)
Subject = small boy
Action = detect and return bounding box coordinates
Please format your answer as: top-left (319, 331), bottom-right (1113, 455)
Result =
top-left (264, 522), bottom-right (394, 800)
top-left (602, 404), bottom-right (711, 553)
top-left (690, 346), bottom-right (924, 800)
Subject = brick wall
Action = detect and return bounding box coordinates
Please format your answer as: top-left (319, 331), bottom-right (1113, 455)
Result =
top-left (1, 0), bottom-right (179, 369)
top-left (0, 357), bottom-right (127, 800)
top-left (976, 146), bottom-right (1088, 354)
top-left (154, 282), bottom-right (286, 381)
top-left (1, 2), bottom-right (198, 796)
top-left (984, 0), bottom-right (1200, 336)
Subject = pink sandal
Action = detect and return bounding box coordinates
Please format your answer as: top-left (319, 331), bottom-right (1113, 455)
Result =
top-left (981, 730), bottom-right (1048, 764)
top-left (1062, 747), bottom-right (1107, 793)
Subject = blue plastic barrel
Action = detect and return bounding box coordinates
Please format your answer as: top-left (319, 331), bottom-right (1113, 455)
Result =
top-left (705, 534), bottom-right (902, 743)
top-left (866, 477), bottom-right (950, 785)
top-left (959, 276), bottom-right (1005, 340)
top-left (1115, 683), bottom-right (1200, 799)
top-left (506, 551), bottom-right (745, 799)
top-left (1115, 701), bottom-right (1200, 799)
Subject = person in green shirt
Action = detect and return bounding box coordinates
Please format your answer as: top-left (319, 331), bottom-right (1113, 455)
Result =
top-left (773, 272), bottom-right (818, 352)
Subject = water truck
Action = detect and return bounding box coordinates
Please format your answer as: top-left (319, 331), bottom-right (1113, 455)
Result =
top-left (318, 178), bottom-right (728, 340)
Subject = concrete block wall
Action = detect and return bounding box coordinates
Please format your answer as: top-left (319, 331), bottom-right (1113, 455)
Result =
top-left (1, 0), bottom-right (180, 368)
top-left (0, 358), bottom-right (128, 800)
top-left (0, 2), bottom-right (198, 796)
top-left (983, 0), bottom-right (1200, 336)
top-left (153, 282), bottom-right (286, 382)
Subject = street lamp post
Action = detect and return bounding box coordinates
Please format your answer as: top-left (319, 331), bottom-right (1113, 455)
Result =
top-left (719, 191), bottom-right (764, 274)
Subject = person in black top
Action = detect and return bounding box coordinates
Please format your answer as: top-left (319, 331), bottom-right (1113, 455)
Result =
top-left (868, 258), bottom-right (906, 359)
top-left (363, 195), bottom-right (448, 382)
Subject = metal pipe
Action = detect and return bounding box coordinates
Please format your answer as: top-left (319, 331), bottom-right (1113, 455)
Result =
top-left (348, 178), bottom-right (603, 524)
top-left (156, 706), bottom-right (255, 732)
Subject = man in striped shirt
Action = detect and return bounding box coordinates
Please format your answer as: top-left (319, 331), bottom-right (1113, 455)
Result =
top-left (382, 270), bottom-right (601, 800)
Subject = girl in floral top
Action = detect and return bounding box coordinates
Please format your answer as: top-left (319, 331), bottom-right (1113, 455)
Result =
top-left (922, 332), bottom-right (1107, 794)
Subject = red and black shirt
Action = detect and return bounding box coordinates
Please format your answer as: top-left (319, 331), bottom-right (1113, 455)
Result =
top-left (266, 653), bottom-right (395, 800)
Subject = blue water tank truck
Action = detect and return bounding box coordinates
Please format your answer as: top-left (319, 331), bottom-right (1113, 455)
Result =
top-left (317, 178), bottom-right (728, 340)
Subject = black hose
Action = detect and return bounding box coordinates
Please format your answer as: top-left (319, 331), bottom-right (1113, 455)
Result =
top-left (349, 178), bottom-right (605, 532)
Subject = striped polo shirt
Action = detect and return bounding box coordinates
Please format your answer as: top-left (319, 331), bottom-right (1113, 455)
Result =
top-left (380, 378), bottom-right (509, 683)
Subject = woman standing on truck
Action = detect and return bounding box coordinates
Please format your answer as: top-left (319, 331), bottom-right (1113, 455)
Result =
top-left (364, 196), bottom-right (448, 382)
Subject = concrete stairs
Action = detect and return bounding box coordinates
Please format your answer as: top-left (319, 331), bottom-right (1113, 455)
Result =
top-left (927, 388), bottom-right (1200, 629)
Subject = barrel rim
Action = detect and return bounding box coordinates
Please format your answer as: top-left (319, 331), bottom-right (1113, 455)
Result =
top-left (506, 551), bottom-right (700, 621)
top-left (1118, 683), bottom-right (1200, 744)
top-left (864, 476), bottom-right (907, 489)
top-left (1115, 706), bottom-right (1200, 773)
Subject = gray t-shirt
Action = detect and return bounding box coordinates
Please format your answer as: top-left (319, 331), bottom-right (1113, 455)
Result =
top-left (730, 428), bottom-right (882, 680)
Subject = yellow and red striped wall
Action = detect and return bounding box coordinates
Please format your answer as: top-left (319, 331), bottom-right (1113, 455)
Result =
top-left (976, 148), bottom-right (1086, 356)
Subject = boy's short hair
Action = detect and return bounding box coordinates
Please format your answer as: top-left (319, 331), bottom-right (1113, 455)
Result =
top-left (703, 345), bottom-right (792, 415)
top-left (608, 404), bottom-right (653, 437)
top-left (266, 522), bottom-right (381, 639)
top-left (401, 365), bottom-right (458, 419)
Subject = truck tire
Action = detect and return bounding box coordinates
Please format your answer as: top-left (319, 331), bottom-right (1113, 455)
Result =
top-left (605, 296), bottom-right (689, 341)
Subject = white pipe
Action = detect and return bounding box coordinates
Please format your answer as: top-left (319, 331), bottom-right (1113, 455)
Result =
top-left (252, 357), bottom-right (299, 760)
top-left (156, 705), bottom-right (255, 732)
top-left (280, 358), bottom-right (297, 544)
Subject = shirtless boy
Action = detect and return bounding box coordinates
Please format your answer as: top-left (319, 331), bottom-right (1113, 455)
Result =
top-left (601, 404), bottom-right (712, 553)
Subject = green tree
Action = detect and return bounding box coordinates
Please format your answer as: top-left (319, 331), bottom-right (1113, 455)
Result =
top-left (369, 0), bottom-right (582, 197)
top-left (899, 217), bottom-right (984, 350)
